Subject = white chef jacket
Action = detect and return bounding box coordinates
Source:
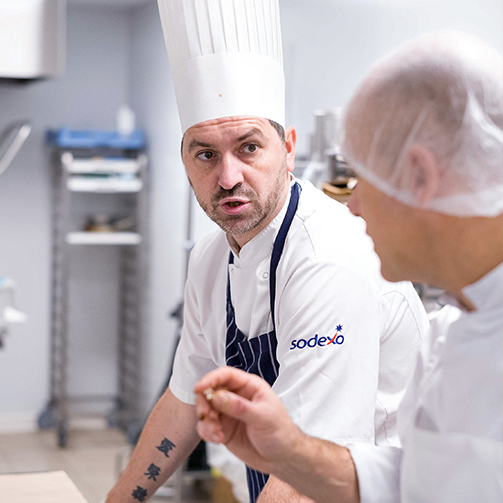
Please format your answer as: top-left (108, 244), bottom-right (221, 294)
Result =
top-left (170, 179), bottom-right (428, 446)
top-left (350, 260), bottom-right (503, 502)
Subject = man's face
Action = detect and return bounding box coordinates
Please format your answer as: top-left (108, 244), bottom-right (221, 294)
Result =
top-left (182, 116), bottom-right (295, 246)
top-left (349, 177), bottom-right (428, 284)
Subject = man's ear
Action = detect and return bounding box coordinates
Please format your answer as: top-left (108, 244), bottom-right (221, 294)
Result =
top-left (285, 126), bottom-right (297, 173)
top-left (407, 144), bottom-right (439, 207)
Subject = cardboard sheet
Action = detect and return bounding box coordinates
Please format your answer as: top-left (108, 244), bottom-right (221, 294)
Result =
top-left (0, 471), bottom-right (88, 502)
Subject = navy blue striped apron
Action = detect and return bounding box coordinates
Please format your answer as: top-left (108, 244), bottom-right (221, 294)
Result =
top-left (225, 182), bottom-right (301, 503)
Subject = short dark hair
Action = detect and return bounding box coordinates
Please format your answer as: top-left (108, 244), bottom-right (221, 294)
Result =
top-left (181, 118), bottom-right (286, 155)
top-left (268, 119), bottom-right (286, 143)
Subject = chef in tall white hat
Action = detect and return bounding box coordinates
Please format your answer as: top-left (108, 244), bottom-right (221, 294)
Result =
top-left (105, 2), bottom-right (428, 502)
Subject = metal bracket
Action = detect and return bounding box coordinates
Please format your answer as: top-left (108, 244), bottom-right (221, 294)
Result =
top-left (0, 120), bottom-right (32, 177)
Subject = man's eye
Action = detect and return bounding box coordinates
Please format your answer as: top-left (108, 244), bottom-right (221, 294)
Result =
top-left (243, 144), bottom-right (258, 154)
top-left (197, 151), bottom-right (214, 161)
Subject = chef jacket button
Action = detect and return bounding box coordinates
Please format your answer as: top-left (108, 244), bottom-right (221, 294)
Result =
top-left (262, 272), bottom-right (269, 279)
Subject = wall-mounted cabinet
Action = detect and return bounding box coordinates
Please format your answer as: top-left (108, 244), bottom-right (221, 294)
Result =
top-left (0, 0), bottom-right (66, 81)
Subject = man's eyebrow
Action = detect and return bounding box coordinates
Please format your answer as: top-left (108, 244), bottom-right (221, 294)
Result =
top-left (237, 128), bottom-right (266, 143)
top-left (187, 139), bottom-right (212, 153)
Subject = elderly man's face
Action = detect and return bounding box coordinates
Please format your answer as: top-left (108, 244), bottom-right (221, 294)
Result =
top-left (349, 178), bottom-right (427, 283)
top-left (182, 116), bottom-right (295, 246)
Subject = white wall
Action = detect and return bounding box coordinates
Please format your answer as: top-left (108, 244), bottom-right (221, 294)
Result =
top-left (281, 0), bottom-right (503, 153)
top-left (0, 0), bottom-right (501, 431)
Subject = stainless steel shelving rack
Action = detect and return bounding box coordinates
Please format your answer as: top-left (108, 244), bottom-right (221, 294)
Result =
top-left (39, 141), bottom-right (148, 447)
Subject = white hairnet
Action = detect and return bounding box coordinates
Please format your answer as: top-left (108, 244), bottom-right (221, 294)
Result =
top-left (341, 31), bottom-right (503, 217)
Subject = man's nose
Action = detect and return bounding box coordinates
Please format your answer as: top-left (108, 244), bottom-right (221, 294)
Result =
top-left (348, 183), bottom-right (360, 217)
top-left (217, 154), bottom-right (245, 190)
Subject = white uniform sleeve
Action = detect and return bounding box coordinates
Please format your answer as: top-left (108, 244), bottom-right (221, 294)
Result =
top-left (373, 284), bottom-right (427, 445)
top-left (169, 265), bottom-right (219, 405)
top-left (348, 444), bottom-right (402, 503)
top-left (274, 259), bottom-right (385, 444)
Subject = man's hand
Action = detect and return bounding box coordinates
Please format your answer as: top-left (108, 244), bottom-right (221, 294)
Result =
top-left (194, 367), bottom-right (305, 474)
top-left (195, 367), bottom-right (360, 503)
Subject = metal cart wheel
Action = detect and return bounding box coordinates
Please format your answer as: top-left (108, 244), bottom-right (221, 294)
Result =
top-left (57, 420), bottom-right (68, 448)
top-left (37, 402), bottom-right (57, 430)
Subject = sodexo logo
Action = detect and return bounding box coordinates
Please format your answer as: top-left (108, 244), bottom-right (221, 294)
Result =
top-left (290, 324), bottom-right (344, 351)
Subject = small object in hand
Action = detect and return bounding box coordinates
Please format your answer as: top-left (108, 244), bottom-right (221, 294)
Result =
top-left (203, 387), bottom-right (216, 402)
top-left (203, 386), bottom-right (228, 403)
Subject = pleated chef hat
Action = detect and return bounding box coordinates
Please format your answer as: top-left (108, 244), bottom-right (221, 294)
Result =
top-left (158, 0), bottom-right (285, 133)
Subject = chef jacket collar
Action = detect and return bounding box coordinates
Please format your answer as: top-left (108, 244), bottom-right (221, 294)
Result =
top-left (229, 175), bottom-right (296, 267)
top-left (461, 259), bottom-right (503, 312)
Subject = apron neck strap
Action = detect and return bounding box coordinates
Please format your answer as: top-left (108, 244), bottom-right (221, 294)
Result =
top-left (227, 181), bottom-right (302, 327)
top-left (269, 182), bottom-right (301, 328)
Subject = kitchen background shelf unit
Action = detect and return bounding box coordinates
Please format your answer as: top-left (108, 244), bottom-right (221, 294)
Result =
top-left (39, 130), bottom-right (149, 447)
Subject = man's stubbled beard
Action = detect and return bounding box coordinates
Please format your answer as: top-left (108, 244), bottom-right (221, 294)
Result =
top-left (191, 161), bottom-right (288, 237)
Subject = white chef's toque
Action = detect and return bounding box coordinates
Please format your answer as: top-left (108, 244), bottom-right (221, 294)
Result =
top-left (157, 0), bottom-right (285, 132)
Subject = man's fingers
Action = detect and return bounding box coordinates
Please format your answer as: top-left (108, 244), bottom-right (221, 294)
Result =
top-left (195, 392), bottom-right (211, 420)
top-left (195, 367), bottom-right (270, 401)
top-left (195, 368), bottom-right (284, 431)
top-left (196, 413), bottom-right (226, 443)
top-left (203, 388), bottom-right (273, 429)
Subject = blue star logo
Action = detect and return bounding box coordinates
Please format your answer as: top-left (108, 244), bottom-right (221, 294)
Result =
top-left (336, 324), bottom-right (343, 332)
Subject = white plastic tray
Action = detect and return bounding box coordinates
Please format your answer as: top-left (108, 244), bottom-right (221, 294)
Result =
top-left (67, 177), bottom-right (142, 193)
top-left (66, 232), bottom-right (142, 245)
top-left (65, 158), bottom-right (140, 174)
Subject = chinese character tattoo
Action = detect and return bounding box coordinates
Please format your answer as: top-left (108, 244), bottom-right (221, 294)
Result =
top-left (145, 463), bottom-right (161, 481)
top-left (156, 437), bottom-right (176, 458)
top-left (132, 486), bottom-right (148, 502)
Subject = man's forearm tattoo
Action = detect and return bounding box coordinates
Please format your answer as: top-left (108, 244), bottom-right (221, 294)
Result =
top-left (132, 486), bottom-right (148, 502)
top-left (145, 463), bottom-right (161, 481)
top-left (156, 437), bottom-right (176, 457)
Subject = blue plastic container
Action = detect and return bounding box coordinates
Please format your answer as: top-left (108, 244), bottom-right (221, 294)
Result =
top-left (47, 128), bottom-right (146, 149)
